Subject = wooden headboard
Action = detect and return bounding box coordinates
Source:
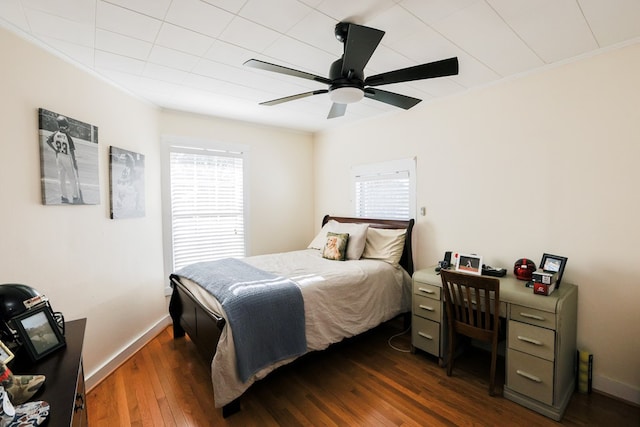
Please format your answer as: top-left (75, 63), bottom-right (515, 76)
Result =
top-left (322, 215), bottom-right (415, 275)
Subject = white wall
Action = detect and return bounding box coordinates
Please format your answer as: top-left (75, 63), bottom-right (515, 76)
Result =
top-left (0, 27), bottom-right (315, 388)
top-left (0, 27), bottom-right (166, 381)
top-left (313, 42), bottom-right (640, 404)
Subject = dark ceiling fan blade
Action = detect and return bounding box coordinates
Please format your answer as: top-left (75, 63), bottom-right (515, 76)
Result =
top-left (341, 23), bottom-right (385, 77)
top-left (244, 59), bottom-right (332, 85)
top-left (364, 57), bottom-right (459, 87)
top-left (260, 90), bottom-right (328, 106)
top-left (327, 103), bottom-right (347, 119)
top-left (364, 88), bottom-right (422, 109)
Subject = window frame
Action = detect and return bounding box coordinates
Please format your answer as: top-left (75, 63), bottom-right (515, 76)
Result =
top-left (351, 158), bottom-right (417, 220)
top-left (160, 135), bottom-right (250, 295)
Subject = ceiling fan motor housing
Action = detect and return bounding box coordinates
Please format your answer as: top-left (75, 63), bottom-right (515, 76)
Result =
top-left (328, 58), bottom-right (364, 104)
top-left (334, 22), bottom-right (349, 43)
top-left (329, 58), bottom-right (364, 88)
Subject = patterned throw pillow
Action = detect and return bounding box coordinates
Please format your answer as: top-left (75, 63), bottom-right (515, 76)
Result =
top-left (308, 220), bottom-right (369, 260)
top-left (322, 232), bottom-right (349, 261)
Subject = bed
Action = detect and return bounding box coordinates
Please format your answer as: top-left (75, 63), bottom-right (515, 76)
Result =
top-left (168, 215), bottom-right (415, 417)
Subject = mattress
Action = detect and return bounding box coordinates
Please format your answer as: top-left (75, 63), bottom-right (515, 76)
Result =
top-left (177, 248), bottom-right (412, 407)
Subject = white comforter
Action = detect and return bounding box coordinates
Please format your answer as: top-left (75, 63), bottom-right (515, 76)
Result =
top-left (178, 249), bottom-right (412, 408)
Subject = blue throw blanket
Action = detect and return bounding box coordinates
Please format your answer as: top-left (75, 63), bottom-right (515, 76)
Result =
top-left (173, 258), bottom-right (306, 382)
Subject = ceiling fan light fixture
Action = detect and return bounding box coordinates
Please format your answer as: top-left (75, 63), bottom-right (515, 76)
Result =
top-left (329, 87), bottom-right (364, 104)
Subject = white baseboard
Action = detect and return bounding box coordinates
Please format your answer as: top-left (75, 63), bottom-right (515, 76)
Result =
top-left (84, 315), bottom-right (171, 391)
top-left (593, 374), bottom-right (640, 406)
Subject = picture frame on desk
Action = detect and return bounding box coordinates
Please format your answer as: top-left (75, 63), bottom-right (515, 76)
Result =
top-left (12, 305), bottom-right (66, 361)
top-left (455, 253), bottom-right (483, 276)
top-left (540, 253), bottom-right (568, 288)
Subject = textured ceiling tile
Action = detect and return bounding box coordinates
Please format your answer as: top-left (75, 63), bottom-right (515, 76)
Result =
top-left (165, 0), bottom-right (234, 38)
top-left (155, 23), bottom-right (216, 56)
top-left (0, 0), bottom-right (637, 132)
top-left (96, 1), bottom-right (161, 43)
top-left (239, 0), bottom-right (312, 33)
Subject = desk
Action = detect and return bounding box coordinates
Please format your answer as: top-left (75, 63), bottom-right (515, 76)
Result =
top-left (411, 268), bottom-right (577, 421)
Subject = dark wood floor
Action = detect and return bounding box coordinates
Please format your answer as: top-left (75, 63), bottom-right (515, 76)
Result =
top-left (86, 318), bottom-right (639, 426)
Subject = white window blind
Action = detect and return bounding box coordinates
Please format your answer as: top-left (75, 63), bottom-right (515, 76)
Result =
top-left (167, 145), bottom-right (246, 272)
top-left (352, 158), bottom-right (416, 220)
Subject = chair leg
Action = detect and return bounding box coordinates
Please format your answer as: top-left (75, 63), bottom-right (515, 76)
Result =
top-left (488, 337), bottom-right (498, 396)
top-left (446, 332), bottom-right (456, 377)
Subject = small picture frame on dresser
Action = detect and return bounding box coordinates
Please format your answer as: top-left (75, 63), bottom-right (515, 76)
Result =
top-left (12, 305), bottom-right (66, 361)
top-left (0, 340), bottom-right (14, 364)
top-left (540, 253), bottom-right (568, 288)
top-left (455, 253), bottom-right (483, 275)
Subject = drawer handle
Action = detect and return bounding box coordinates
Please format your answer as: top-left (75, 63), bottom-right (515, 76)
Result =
top-left (418, 331), bottom-right (434, 340)
top-left (75, 393), bottom-right (85, 412)
top-left (517, 335), bottom-right (543, 346)
top-left (520, 312), bottom-right (545, 321)
top-left (418, 287), bottom-right (435, 295)
top-left (516, 370), bottom-right (542, 383)
top-left (419, 304), bottom-right (435, 312)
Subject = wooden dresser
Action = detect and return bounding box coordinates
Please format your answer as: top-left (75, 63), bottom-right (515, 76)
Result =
top-left (412, 269), bottom-right (577, 421)
top-left (12, 318), bottom-right (88, 427)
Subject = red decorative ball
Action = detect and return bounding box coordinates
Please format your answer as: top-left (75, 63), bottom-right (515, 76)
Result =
top-left (514, 258), bottom-right (536, 280)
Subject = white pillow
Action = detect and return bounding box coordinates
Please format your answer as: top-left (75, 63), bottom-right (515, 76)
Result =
top-left (308, 220), bottom-right (369, 260)
top-left (362, 227), bottom-right (406, 268)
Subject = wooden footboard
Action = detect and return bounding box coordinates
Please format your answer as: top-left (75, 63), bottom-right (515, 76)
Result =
top-left (169, 276), bottom-right (225, 363)
top-left (169, 277), bottom-right (242, 417)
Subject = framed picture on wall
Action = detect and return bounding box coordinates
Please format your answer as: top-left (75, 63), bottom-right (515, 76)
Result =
top-left (109, 146), bottom-right (145, 219)
top-left (455, 253), bottom-right (483, 276)
top-left (12, 305), bottom-right (66, 361)
top-left (38, 108), bottom-right (100, 205)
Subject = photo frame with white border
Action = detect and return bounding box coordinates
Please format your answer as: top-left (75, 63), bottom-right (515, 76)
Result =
top-left (12, 305), bottom-right (66, 361)
top-left (455, 253), bottom-right (483, 276)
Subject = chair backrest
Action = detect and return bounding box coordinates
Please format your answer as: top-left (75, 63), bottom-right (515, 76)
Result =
top-left (440, 270), bottom-right (500, 342)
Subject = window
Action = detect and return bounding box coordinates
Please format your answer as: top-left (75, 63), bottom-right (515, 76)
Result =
top-left (351, 158), bottom-right (416, 220)
top-left (161, 137), bottom-right (249, 293)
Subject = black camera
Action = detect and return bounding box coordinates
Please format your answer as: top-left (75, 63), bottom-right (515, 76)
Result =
top-left (436, 260), bottom-right (449, 270)
top-left (435, 251), bottom-right (452, 272)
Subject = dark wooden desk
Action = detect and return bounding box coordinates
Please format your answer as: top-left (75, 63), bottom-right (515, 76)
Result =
top-left (12, 318), bottom-right (87, 427)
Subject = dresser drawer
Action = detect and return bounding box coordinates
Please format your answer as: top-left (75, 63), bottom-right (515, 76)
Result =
top-left (510, 304), bottom-right (556, 330)
top-left (413, 281), bottom-right (440, 300)
top-left (412, 316), bottom-right (440, 356)
top-left (413, 294), bottom-right (442, 322)
top-left (507, 349), bottom-right (554, 405)
top-left (509, 320), bottom-right (555, 361)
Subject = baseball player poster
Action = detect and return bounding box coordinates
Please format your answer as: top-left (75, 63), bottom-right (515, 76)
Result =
top-left (38, 108), bottom-right (99, 205)
top-left (109, 146), bottom-right (145, 219)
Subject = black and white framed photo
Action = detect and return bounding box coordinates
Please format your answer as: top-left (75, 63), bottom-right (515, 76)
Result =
top-left (540, 253), bottom-right (568, 288)
top-left (38, 108), bottom-right (99, 205)
top-left (12, 305), bottom-right (66, 361)
top-left (109, 146), bottom-right (145, 219)
top-left (455, 253), bottom-right (483, 276)
top-left (0, 340), bottom-right (14, 364)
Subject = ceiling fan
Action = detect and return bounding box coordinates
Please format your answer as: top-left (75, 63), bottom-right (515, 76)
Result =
top-left (244, 22), bottom-right (459, 119)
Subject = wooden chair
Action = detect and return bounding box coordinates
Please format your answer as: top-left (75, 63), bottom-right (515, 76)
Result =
top-left (440, 269), bottom-right (501, 395)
